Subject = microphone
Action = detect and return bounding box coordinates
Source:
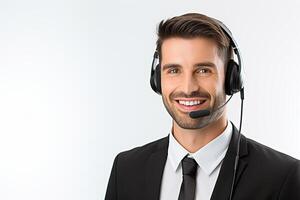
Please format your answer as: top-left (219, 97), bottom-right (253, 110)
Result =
top-left (189, 109), bottom-right (210, 118)
top-left (189, 95), bottom-right (233, 119)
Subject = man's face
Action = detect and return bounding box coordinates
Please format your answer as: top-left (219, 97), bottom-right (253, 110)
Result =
top-left (160, 37), bottom-right (226, 129)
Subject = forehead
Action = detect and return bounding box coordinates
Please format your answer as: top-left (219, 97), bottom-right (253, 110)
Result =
top-left (161, 37), bottom-right (222, 65)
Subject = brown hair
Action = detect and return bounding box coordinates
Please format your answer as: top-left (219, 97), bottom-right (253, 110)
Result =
top-left (156, 13), bottom-right (232, 63)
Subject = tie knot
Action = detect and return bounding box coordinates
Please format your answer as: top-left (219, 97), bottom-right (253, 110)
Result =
top-left (181, 157), bottom-right (198, 176)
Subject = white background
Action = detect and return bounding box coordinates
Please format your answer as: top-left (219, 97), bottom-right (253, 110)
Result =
top-left (0, 0), bottom-right (299, 200)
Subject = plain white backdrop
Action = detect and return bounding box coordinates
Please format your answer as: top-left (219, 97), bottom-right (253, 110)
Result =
top-left (0, 0), bottom-right (299, 199)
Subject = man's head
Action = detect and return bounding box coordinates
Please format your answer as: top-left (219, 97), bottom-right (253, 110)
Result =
top-left (156, 13), bottom-right (232, 65)
top-left (156, 13), bottom-right (232, 129)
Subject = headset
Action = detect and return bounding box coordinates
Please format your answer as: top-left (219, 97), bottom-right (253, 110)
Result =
top-left (149, 18), bottom-right (245, 200)
top-left (150, 19), bottom-right (243, 96)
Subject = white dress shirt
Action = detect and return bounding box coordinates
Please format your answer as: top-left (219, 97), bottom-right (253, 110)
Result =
top-left (159, 122), bottom-right (233, 200)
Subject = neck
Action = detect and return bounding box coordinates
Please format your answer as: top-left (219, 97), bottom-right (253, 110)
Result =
top-left (172, 114), bottom-right (228, 153)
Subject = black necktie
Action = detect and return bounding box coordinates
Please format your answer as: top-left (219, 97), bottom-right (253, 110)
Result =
top-left (178, 156), bottom-right (198, 200)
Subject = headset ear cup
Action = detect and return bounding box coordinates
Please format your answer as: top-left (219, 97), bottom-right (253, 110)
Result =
top-left (150, 64), bottom-right (162, 94)
top-left (155, 65), bottom-right (162, 94)
top-left (225, 60), bottom-right (242, 95)
top-left (150, 68), bottom-right (157, 93)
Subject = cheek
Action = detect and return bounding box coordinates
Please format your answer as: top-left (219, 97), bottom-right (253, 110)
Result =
top-left (161, 75), bottom-right (177, 97)
top-left (200, 77), bottom-right (225, 99)
top-left (210, 70), bottom-right (226, 91)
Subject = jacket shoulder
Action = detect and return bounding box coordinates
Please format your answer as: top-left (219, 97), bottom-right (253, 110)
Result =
top-left (246, 137), bottom-right (299, 165)
top-left (236, 136), bottom-right (300, 198)
top-left (244, 136), bottom-right (299, 186)
top-left (116, 136), bottom-right (169, 164)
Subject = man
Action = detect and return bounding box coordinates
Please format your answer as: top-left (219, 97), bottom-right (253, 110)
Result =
top-left (105, 13), bottom-right (300, 200)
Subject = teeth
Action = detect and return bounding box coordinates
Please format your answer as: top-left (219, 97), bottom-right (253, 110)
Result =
top-left (178, 100), bottom-right (204, 106)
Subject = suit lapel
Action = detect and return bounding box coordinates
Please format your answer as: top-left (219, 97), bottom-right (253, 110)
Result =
top-left (144, 136), bottom-right (169, 200)
top-left (143, 123), bottom-right (248, 200)
top-left (210, 123), bottom-right (249, 200)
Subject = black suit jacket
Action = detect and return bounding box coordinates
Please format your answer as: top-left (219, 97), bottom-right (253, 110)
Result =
top-left (105, 124), bottom-right (300, 200)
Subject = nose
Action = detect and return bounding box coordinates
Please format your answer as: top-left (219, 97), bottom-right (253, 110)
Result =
top-left (182, 73), bottom-right (200, 95)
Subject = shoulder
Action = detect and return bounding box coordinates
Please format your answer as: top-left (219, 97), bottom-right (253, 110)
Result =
top-left (115, 135), bottom-right (169, 165)
top-left (246, 136), bottom-right (299, 165)
top-left (243, 136), bottom-right (300, 197)
top-left (244, 136), bottom-right (300, 182)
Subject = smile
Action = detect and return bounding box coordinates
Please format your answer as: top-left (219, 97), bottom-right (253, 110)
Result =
top-left (174, 98), bottom-right (208, 112)
top-left (178, 100), bottom-right (205, 106)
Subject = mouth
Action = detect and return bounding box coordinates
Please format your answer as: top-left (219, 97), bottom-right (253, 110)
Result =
top-left (174, 98), bottom-right (208, 112)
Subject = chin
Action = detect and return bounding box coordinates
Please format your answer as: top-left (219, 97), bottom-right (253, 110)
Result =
top-left (174, 116), bottom-right (211, 130)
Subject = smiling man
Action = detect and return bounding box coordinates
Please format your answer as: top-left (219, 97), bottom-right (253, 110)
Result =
top-left (105, 13), bottom-right (300, 200)
top-left (160, 37), bottom-right (228, 153)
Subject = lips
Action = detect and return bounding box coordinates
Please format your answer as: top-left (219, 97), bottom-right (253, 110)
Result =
top-left (174, 98), bottom-right (208, 112)
top-left (178, 99), bottom-right (205, 106)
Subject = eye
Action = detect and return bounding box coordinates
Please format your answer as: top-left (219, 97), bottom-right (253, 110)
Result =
top-left (196, 68), bottom-right (212, 75)
top-left (168, 68), bottom-right (179, 74)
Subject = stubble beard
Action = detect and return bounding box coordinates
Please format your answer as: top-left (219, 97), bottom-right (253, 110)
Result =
top-left (162, 92), bottom-right (226, 130)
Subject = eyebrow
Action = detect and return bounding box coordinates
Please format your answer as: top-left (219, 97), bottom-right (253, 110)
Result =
top-left (162, 62), bottom-right (216, 71)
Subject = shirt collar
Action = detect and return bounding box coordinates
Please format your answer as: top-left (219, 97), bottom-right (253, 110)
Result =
top-left (168, 121), bottom-right (233, 176)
